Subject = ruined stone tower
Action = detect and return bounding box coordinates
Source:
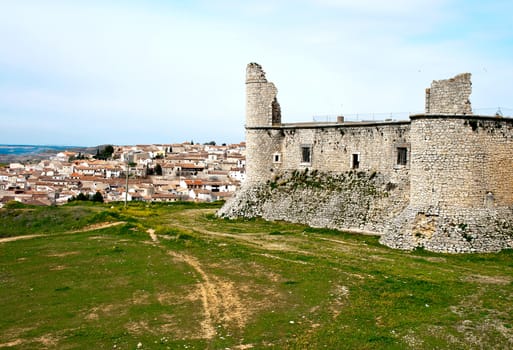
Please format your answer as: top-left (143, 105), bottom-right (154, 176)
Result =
top-left (246, 62), bottom-right (281, 128)
top-left (425, 73), bottom-right (472, 114)
top-left (245, 63), bottom-right (284, 185)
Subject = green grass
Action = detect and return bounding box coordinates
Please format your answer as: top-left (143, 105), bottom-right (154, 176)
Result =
top-left (0, 202), bottom-right (512, 349)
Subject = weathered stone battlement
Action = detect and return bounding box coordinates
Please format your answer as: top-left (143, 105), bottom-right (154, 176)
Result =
top-left (246, 62), bottom-right (268, 83)
top-left (425, 73), bottom-right (472, 114)
top-left (219, 63), bottom-right (513, 253)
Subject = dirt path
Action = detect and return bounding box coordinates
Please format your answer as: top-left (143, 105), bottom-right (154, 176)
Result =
top-left (0, 222), bottom-right (125, 244)
top-left (170, 222), bottom-right (313, 256)
top-left (146, 228), bottom-right (159, 243)
top-left (144, 222), bottom-right (248, 340)
top-left (167, 251), bottom-right (247, 339)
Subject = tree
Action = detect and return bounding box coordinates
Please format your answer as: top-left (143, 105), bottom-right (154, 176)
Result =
top-left (76, 192), bottom-right (89, 201)
top-left (104, 145), bottom-right (114, 158)
top-left (155, 164), bottom-right (163, 176)
top-left (93, 145), bottom-right (114, 160)
top-left (92, 191), bottom-right (104, 203)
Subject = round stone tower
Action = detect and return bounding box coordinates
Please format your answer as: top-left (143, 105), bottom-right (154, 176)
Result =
top-left (381, 72), bottom-right (513, 252)
top-left (246, 63), bottom-right (281, 128)
top-left (245, 63), bottom-right (283, 185)
top-left (381, 114), bottom-right (513, 252)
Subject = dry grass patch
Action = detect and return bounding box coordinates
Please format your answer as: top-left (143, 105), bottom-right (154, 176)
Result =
top-left (46, 251), bottom-right (79, 258)
top-left (463, 274), bottom-right (512, 285)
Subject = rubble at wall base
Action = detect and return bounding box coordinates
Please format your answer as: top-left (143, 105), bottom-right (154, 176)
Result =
top-left (218, 170), bottom-right (409, 237)
top-left (218, 170), bottom-right (513, 253)
top-left (381, 206), bottom-right (513, 253)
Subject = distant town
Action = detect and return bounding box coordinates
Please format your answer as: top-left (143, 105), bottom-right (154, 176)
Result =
top-left (0, 142), bottom-right (246, 207)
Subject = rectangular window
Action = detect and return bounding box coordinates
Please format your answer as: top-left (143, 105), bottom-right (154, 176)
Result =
top-left (301, 146), bottom-right (312, 164)
top-left (352, 154), bottom-right (360, 169)
top-left (273, 153), bottom-right (281, 163)
top-left (397, 147), bottom-right (407, 165)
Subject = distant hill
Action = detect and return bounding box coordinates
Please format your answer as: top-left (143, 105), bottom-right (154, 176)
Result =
top-left (0, 144), bottom-right (98, 163)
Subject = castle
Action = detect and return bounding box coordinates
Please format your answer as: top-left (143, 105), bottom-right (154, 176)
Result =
top-left (218, 63), bottom-right (513, 253)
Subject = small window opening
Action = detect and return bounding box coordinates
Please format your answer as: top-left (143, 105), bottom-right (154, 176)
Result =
top-left (273, 153), bottom-right (281, 163)
top-left (301, 146), bottom-right (312, 164)
top-left (397, 147), bottom-right (407, 166)
top-left (352, 154), bottom-right (360, 169)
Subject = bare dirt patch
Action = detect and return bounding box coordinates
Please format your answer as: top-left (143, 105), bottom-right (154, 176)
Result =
top-left (0, 222), bottom-right (125, 244)
top-left (157, 292), bottom-right (176, 305)
top-left (0, 326), bottom-right (37, 348)
top-left (125, 320), bottom-right (152, 335)
top-left (0, 333), bottom-right (59, 348)
top-left (329, 284), bottom-right (350, 318)
top-left (69, 221), bottom-right (125, 233)
top-left (35, 334), bottom-right (59, 347)
top-left (0, 339), bottom-right (24, 348)
top-left (410, 255), bottom-right (447, 263)
top-left (254, 252), bottom-right (311, 265)
top-left (168, 251), bottom-right (250, 339)
top-left (170, 222), bottom-right (312, 256)
top-left (158, 314), bottom-right (180, 334)
top-left (463, 274), bottom-right (512, 285)
top-left (449, 289), bottom-right (513, 347)
top-left (146, 228), bottom-right (158, 243)
top-left (131, 290), bottom-right (151, 305)
top-left (46, 251), bottom-right (79, 258)
top-left (84, 303), bottom-right (124, 321)
top-left (0, 234), bottom-right (44, 243)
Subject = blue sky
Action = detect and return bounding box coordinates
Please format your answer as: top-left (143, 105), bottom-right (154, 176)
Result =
top-left (1, 0), bottom-right (512, 146)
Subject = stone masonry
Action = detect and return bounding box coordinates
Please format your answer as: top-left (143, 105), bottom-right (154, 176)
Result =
top-left (425, 73), bottom-right (472, 114)
top-left (218, 63), bottom-right (513, 253)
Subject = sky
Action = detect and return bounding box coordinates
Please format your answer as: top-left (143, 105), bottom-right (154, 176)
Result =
top-left (0, 0), bottom-right (512, 146)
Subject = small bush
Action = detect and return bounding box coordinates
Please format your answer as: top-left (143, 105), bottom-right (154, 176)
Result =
top-left (269, 231), bottom-right (284, 235)
top-left (284, 280), bottom-right (299, 285)
top-left (177, 233), bottom-right (193, 240)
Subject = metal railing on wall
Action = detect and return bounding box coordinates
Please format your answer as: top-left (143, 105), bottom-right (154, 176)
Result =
top-left (472, 107), bottom-right (513, 117)
top-left (312, 112), bottom-right (419, 123)
top-left (312, 107), bottom-right (513, 123)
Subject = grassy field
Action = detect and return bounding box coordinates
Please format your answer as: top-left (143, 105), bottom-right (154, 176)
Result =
top-left (1, 201), bottom-right (512, 349)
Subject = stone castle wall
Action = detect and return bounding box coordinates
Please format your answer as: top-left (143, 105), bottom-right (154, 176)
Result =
top-left (219, 64), bottom-right (513, 253)
top-left (409, 115), bottom-right (513, 210)
top-left (380, 115), bottom-right (513, 252)
top-left (255, 122), bottom-right (411, 179)
top-left (225, 122), bottom-right (413, 233)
